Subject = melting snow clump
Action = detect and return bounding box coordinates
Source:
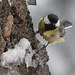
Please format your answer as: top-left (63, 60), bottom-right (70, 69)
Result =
top-left (0, 38), bottom-right (46, 69)
top-left (0, 38), bottom-right (34, 68)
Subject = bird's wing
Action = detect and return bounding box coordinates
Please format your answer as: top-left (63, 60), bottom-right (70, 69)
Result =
top-left (38, 18), bottom-right (45, 35)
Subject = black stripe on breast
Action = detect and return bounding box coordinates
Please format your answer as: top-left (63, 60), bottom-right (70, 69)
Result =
top-left (44, 23), bottom-right (57, 31)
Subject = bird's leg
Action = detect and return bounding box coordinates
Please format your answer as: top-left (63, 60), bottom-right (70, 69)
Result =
top-left (36, 42), bottom-right (49, 53)
top-left (34, 31), bottom-right (39, 35)
top-left (41, 42), bottom-right (49, 50)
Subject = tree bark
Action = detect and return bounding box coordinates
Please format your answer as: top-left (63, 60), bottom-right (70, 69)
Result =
top-left (0, 0), bottom-right (51, 75)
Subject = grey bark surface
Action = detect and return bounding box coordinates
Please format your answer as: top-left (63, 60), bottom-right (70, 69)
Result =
top-left (0, 0), bottom-right (51, 75)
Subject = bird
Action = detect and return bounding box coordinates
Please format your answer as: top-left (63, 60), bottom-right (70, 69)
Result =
top-left (35, 13), bottom-right (72, 50)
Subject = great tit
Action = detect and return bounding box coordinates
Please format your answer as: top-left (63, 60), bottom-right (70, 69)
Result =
top-left (35, 13), bottom-right (72, 50)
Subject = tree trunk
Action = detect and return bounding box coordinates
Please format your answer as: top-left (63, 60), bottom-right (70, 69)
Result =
top-left (0, 0), bottom-right (51, 75)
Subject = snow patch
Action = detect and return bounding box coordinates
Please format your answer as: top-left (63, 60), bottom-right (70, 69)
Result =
top-left (0, 38), bottom-right (46, 69)
top-left (0, 38), bottom-right (33, 68)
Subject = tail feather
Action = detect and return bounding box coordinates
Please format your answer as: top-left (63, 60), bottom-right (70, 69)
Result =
top-left (62, 20), bottom-right (72, 29)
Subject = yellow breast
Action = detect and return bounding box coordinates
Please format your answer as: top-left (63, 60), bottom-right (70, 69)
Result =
top-left (43, 28), bottom-right (64, 44)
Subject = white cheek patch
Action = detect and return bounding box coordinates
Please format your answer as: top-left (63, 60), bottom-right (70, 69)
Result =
top-left (55, 20), bottom-right (60, 27)
top-left (44, 16), bottom-right (51, 24)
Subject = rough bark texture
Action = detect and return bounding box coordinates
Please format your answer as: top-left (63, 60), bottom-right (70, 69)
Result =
top-left (0, 0), bottom-right (51, 75)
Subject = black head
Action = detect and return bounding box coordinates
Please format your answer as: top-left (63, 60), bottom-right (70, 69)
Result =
top-left (48, 14), bottom-right (59, 23)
